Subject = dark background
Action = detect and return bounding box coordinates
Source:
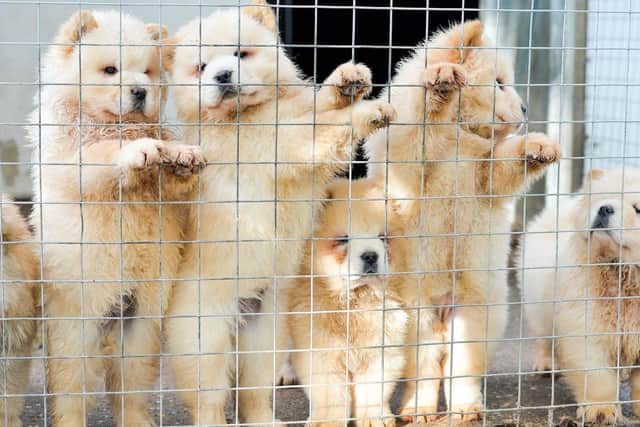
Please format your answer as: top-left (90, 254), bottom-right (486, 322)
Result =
top-left (269, 0), bottom-right (479, 178)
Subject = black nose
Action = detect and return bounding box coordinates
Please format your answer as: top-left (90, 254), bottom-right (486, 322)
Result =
top-left (360, 251), bottom-right (378, 274)
top-left (131, 87), bottom-right (146, 102)
top-left (521, 104), bottom-right (527, 116)
top-left (214, 70), bottom-right (232, 84)
top-left (598, 205), bottom-right (615, 218)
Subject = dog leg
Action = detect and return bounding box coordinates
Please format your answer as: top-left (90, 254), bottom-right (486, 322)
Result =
top-left (165, 283), bottom-right (233, 427)
top-left (557, 334), bottom-right (622, 424)
top-left (630, 369), bottom-right (640, 417)
top-left (0, 348), bottom-right (32, 427)
top-left (352, 355), bottom-right (400, 427)
top-left (316, 62), bottom-right (372, 112)
top-left (106, 317), bottom-right (160, 427)
top-left (476, 132), bottom-right (561, 196)
top-left (46, 316), bottom-right (103, 427)
top-left (238, 288), bottom-right (288, 426)
top-left (398, 310), bottom-right (441, 423)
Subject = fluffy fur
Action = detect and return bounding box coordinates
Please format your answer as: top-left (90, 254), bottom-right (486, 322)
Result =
top-left (0, 198), bottom-right (39, 426)
top-left (27, 11), bottom-right (204, 426)
top-left (364, 20), bottom-right (561, 421)
top-left (164, 1), bottom-right (395, 425)
top-left (521, 168), bottom-right (640, 424)
top-left (287, 180), bottom-right (408, 427)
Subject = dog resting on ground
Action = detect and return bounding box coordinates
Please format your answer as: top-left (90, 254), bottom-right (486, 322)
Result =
top-left (0, 198), bottom-right (39, 426)
top-left (164, 1), bottom-right (396, 425)
top-left (521, 168), bottom-right (640, 425)
top-left (287, 179), bottom-right (409, 427)
top-left (27, 10), bottom-right (204, 426)
top-left (364, 19), bottom-right (561, 421)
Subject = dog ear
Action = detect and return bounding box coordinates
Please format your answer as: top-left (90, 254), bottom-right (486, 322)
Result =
top-left (146, 23), bottom-right (168, 41)
top-left (243, 0), bottom-right (278, 33)
top-left (578, 168), bottom-right (605, 193)
top-left (434, 19), bottom-right (484, 64)
top-left (54, 11), bottom-right (99, 57)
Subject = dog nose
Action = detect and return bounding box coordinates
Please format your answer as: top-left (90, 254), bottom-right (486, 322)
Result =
top-left (360, 251), bottom-right (379, 274)
top-left (214, 70), bottom-right (232, 84)
top-left (598, 205), bottom-right (615, 218)
top-left (521, 104), bottom-right (527, 116)
top-left (130, 87), bottom-right (146, 102)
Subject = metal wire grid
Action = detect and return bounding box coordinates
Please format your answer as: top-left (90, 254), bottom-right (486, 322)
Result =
top-left (0, 0), bottom-right (638, 426)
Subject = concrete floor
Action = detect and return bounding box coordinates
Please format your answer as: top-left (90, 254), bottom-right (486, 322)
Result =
top-left (17, 275), bottom-right (640, 426)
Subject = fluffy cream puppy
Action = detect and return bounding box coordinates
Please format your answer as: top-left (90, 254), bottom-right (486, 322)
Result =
top-left (287, 179), bottom-right (409, 427)
top-left (165, 1), bottom-right (395, 425)
top-left (364, 20), bottom-right (561, 421)
top-left (521, 168), bottom-right (640, 424)
top-left (28, 11), bottom-right (204, 426)
top-left (0, 198), bottom-right (39, 426)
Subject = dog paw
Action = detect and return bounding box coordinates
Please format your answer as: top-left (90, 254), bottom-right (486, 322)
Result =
top-left (118, 138), bottom-right (168, 170)
top-left (355, 416), bottom-right (396, 427)
top-left (353, 100), bottom-right (397, 137)
top-left (576, 405), bottom-right (622, 425)
top-left (424, 62), bottom-right (468, 94)
top-left (276, 361), bottom-right (298, 386)
top-left (524, 132), bottom-right (561, 167)
top-left (449, 402), bottom-right (484, 422)
top-left (164, 143), bottom-right (206, 176)
top-left (324, 62), bottom-right (373, 106)
top-left (399, 406), bottom-right (440, 424)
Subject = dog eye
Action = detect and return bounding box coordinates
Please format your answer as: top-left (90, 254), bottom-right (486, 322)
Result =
top-left (103, 66), bottom-right (118, 75)
top-left (336, 235), bottom-right (349, 245)
top-left (496, 77), bottom-right (505, 91)
top-left (634, 204), bottom-right (640, 214)
top-left (378, 234), bottom-right (387, 243)
top-left (144, 69), bottom-right (151, 75)
top-left (234, 50), bottom-right (249, 59)
top-left (199, 63), bottom-right (207, 73)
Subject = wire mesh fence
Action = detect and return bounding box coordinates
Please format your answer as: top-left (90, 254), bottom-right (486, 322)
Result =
top-left (1, 0), bottom-right (640, 426)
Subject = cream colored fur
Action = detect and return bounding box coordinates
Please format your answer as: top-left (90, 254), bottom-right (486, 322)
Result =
top-left (0, 198), bottom-right (39, 427)
top-left (364, 20), bottom-right (561, 421)
top-left (521, 168), bottom-right (640, 424)
top-left (27, 11), bottom-right (204, 426)
top-left (287, 180), bottom-right (408, 427)
top-left (164, 2), bottom-right (395, 425)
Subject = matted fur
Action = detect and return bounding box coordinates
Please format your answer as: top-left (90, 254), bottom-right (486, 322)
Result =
top-left (288, 180), bottom-right (409, 427)
top-left (28, 10), bottom-right (205, 426)
top-left (364, 20), bottom-right (561, 421)
top-left (0, 197), bottom-right (39, 426)
top-left (164, 1), bottom-right (395, 425)
top-left (521, 168), bottom-right (640, 424)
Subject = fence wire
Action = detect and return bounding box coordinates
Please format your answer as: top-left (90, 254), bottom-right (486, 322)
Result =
top-left (0, 1), bottom-right (639, 426)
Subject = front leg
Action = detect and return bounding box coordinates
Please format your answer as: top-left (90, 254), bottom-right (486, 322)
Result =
top-left (316, 61), bottom-right (372, 112)
top-left (476, 132), bottom-right (560, 196)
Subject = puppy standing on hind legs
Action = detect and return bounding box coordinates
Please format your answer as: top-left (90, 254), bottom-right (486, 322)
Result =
top-left (165, 1), bottom-right (395, 425)
top-left (0, 198), bottom-right (39, 427)
top-left (365, 19), bottom-right (560, 422)
top-left (28, 10), bottom-right (205, 427)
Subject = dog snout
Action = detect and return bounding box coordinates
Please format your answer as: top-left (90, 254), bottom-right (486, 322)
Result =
top-left (214, 70), bottom-right (233, 84)
top-left (593, 204), bottom-right (615, 229)
top-left (360, 251), bottom-right (379, 274)
top-left (131, 87), bottom-right (147, 102)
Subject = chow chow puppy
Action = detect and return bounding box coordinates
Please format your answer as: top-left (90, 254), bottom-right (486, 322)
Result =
top-left (165, 1), bottom-right (395, 424)
top-left (0, 198), bottom-right (39, 426)
top-left (521, 168), bottom-right (640, 424)
top-left (287, 179), bottom-right (409, 427)
top-left (364, 20), bottom-right (561, 421)
top-left (27, 11), bottom-right (204, 426)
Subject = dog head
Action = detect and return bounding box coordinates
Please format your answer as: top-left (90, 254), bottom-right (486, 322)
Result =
top-left (573, 168), bottom-right (640, 263)
top-left (168, 0), bottom-right (301, 122)
top-left (311, 180), bottom-right (407, 294)
top-left (430, 20), bottom-right (526, 139)
top-left (43, 10), bottom-right (170, 123)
